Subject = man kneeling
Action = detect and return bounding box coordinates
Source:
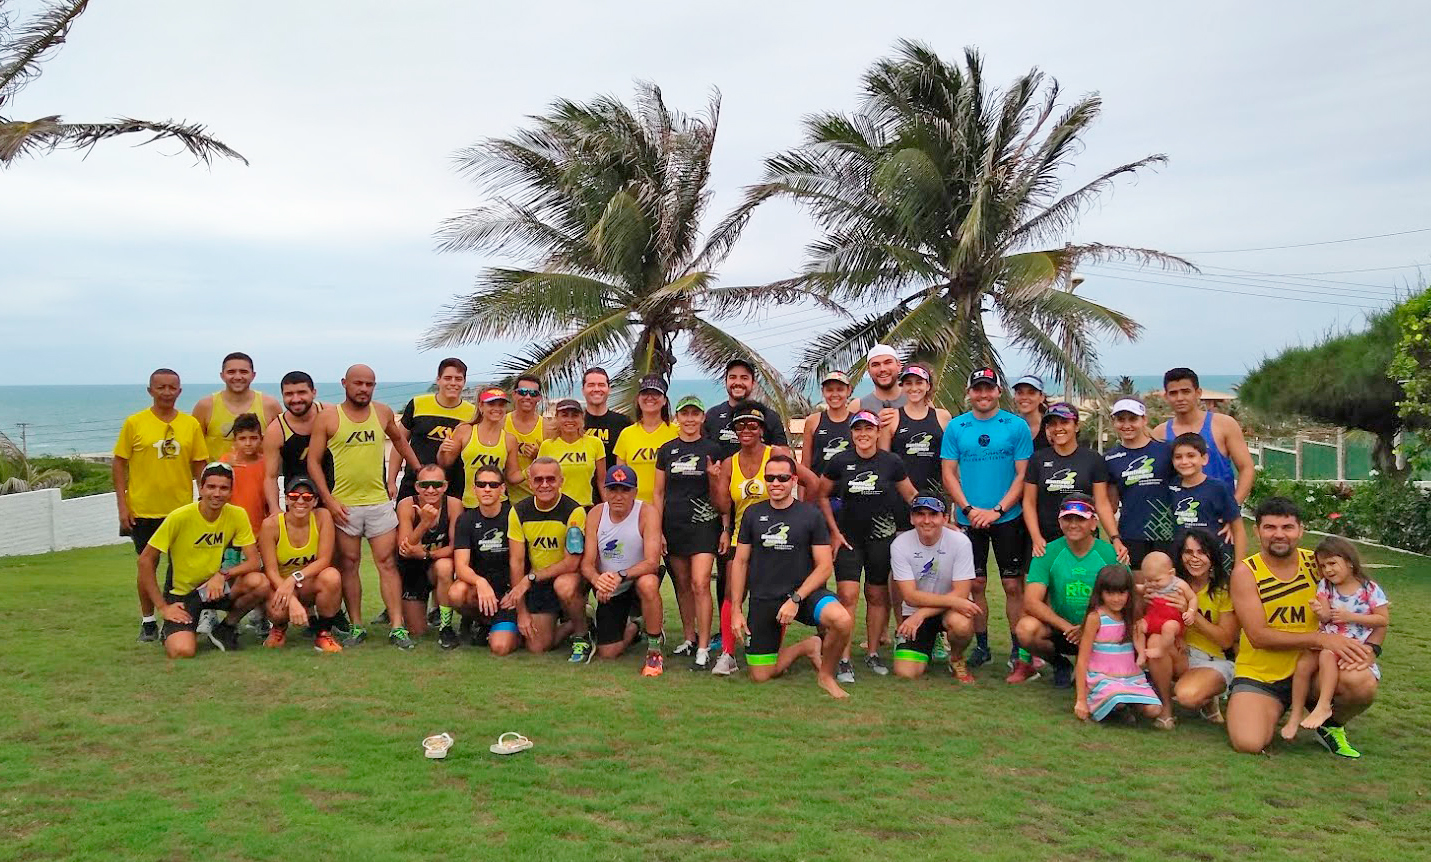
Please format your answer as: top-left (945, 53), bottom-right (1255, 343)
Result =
top-left (258, 476), bottom-right (344, 651)
top-left (728, 454), bottom-right (854, 698)
top-left (138, 463), bottom-right (270, 658)
top-left (580, 465), bottom-right (666, 675)
top-left (890, 497), bottom-right (980, 682)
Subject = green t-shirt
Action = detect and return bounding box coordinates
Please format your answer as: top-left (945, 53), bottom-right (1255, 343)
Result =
top-left (1027, 537), bottom-right (1121, 625)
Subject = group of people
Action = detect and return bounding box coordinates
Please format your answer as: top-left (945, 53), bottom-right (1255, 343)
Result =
top-left (112, 349), bottom-right (1388, 754)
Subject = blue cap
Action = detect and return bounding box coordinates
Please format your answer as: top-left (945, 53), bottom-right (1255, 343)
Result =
top-left (910, 496), bottom-right (946, 514)
top-left (604, 464), bottom-right (637, 489)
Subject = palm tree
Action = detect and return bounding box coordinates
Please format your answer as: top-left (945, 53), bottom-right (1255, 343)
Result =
top-left (421, 83), bottom-right (828, 411)
top-left (0, 431), bottom-right (70, 494)
top-left (716, 41), bottom-right (1193, 406)
top-left (0, 0), bottom-right (245, 165)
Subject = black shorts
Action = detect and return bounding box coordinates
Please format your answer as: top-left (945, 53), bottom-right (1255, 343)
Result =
top-left (1230, 675), bottom-right (1295, 711)
top-left (524, 580), bottom-right (561, 616)
top-left (476, 607), bottom-right (519, 635)
top-left (745, 588), bottom-right (839, 667)
top-left (1049, 628), bottom-right (1079, 657)
top-left (1124, 539), bottom-right (1171, 570)
top-left (130, 517), bottom-right (166, 553)
top-left (967, 518), bottom-right (1028, 580)
top-left (833, 534), bottom-right (893, 585)
top-left (159, 590), bottom-right (229, 640)
top-left (893, 614), bottom-right (943, 663)
top-left (397, 558), bottom-right (435, 602)
top-left (664, 515), bottom-right (721, 557)
top-left (594, 587), bottom-right (640, 645)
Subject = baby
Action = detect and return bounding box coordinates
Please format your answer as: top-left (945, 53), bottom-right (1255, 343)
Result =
top-left (1135, 551), bottom-right (1199, 664)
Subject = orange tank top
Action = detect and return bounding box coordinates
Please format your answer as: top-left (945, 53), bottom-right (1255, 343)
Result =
top-left (223, 456), bottom-right (267, 532)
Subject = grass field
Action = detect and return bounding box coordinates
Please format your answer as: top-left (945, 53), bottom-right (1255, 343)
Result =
top-left (1, 536), bottom-right (1428, 862)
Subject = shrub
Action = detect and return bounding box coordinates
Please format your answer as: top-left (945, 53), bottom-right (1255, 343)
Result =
top-left (1247, 471), bottom-right (1431, 554)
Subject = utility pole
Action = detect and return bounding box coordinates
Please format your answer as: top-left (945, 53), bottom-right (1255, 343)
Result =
top-left (16, 423), bottom-right (29, 457)
top-left (1062, 271), bottom-right (1085, 404)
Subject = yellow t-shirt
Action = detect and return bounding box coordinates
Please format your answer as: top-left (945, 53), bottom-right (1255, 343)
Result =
top-left (113, 409), bottom-right (208, 519)
top-left (538, 435), bottom-right (606, 507)
top-left (505, 413), bottom-right (545, 502)
top-left (1184, 583), bottom-right (1234, 657)
top-left (509, 494), bottom-right (587, 573)
top-left (613, 422), bottom-right (678, 504)
top-left (1234, 549), bottom-right (1319, 683)
top-left (147, 502), bottom-right (257, 595)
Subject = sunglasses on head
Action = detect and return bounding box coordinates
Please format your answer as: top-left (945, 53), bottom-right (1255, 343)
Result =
top-left (514, 387), bottom-right (541, 397)
top-left (763, 472), bottom-right (793, 483)
top-left (286, 491), bottom-right (315, 502)
top-left (472, 480), bottom-right (504, 489)
top-left (415, 479), bottom-right (447, 489)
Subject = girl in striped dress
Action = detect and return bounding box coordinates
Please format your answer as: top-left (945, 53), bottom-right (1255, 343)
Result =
top-left (1074, 565), bottom-right (1166, 725)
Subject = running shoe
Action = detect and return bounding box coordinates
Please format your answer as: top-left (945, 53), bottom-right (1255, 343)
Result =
top-left (313, 632), bottom-right (343, 653)
top-left (340, 625), bottom-right (367, 647)
top-left (932, 632), bottom-right (950, 662)
top-left (332, 609), bottom-right (351, 632)
top-left (568, 636), bottom-right (593, 664)
top-left (671, 639), bottom-right (696, 657)
top-left (195, 609), bottom-right (218, 637)
top-left (836, 659), bottom-right (856, 684)
top-left (692, 649), bottom-right (711, 672)
top-left (427, 607), bottom-right (441, 628)
top-left (389, 627), bottom-right (416, 650)
top-left (371, 609), bottom-right (390, 626)
top-left (949, 657), bottom-right (975, 684)
top-left (1031, 655), bottom-right (1048, 672)
top-left (864, 653), bottom-right (890, 676)
top-left (138, 621), bottom-right (159, 643)
top-left (255, 617), bottom-right (272, 640)
top-left (1314, 725), bottom-right (1361, 758)
top-left (1004, 660), bottom-right (1039, 684)
top-left (967, 643), bottom-right (992, 668)
top-left (711, 653), bottom-right (739, 676)
top-left (263, 626), bottom-right (287, 649)
top-left (437, 625), bottom-right (460, 650)
top-left (469, 623), bottom-right (489, 647)
top-left (708, 634), bottom-right (723, 655)
top-left (209, 621), bottom-right (240, 652)
top-left (1050, 658), bottom-right (1073, 689)
top-left (641, 652), bottom-right (664, 677)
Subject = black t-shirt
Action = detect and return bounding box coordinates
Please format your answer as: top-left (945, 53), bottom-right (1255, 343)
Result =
top-left (822, 449), bottom-right (908, 540)
top-left (704, 399), bottom-right (788, 459)
top-left (583, 409), bottom-right (631, 498)
top-left (399, 395), bottom-right (475, 495)
top-left (654, 436), bottom-right (723, 524)
top-left (455, 501), bottom-right (512, 590)
top-left (1026, 445), bottom-right (1110, 539)
top-left (737, 499), bottom-right (829, 600)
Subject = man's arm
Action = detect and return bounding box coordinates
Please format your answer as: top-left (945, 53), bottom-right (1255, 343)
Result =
top-left (191, 395), bottom-right (213, 437)
top-left (381, 404), bottom-right (422, 472)
top-left (794, 543), bottom-right (835, 599)
top-left (630, 504), bottom-right (663, 579)
top-left (579, 506), bottom-right (602, 585)
top-left (1022, 580), bottom-right (1073, 632)
top-left (1216, 414), bottom-right (1256, 504)
top-left (111, 456), bottom-right (131, 529)
top-left (429, 498), bottom-right (463, 560)
top-left (137, 545), bottom-right (188, 622)
top-left (226, 543), bottom-right (262, 579)
top-left (262, 418), bottom-right (285, 516)
top-left (726, 543), bottom-right (752, 635)
top-left (307, 411), bottom-right (337, 509)
top-left (941, 459), bottom-right (970, 513)
top-left (1229, 562), bottom-right (1371, 663)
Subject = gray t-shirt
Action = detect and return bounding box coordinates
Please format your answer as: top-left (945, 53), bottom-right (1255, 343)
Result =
top-left (891, 527), bottom-right (975, 617)
top-left (865, 391), bottom-right (907, 411)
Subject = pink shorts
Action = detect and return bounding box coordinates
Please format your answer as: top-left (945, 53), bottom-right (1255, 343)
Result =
top-left (1142, 598), bottom-right (1183, 637)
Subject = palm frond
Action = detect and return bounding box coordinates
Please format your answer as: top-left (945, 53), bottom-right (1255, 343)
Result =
top-left (491, 307), bottom-right (634, 395)
top-left (684, 318), bottom-right (795, 420)
top-left (1006, 155), bottom-right (1170, 250)
top-left (419, 269), bottom-right (627, 349)
top-left (791, 306), bottom-right (907, 389)
top-left (0, 115), bottom-right (247, 165)
top-left (0, 0), bottom-right (88, 107)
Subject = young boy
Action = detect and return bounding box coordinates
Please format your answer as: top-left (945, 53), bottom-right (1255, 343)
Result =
top-left (1168, 432), bottom-right (1245, 567)
top-left (219, 413), bottom-right (270, 638)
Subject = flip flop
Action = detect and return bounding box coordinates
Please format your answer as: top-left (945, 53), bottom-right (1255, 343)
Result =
top-left (422, 732), bottom-right (454, 759)
top-left (1199, 698), bottom-right (1225, 725)
top-left (489, 731), bottom-right (533, 756)
top-left (1154, 716), bottom-right (1177, 731)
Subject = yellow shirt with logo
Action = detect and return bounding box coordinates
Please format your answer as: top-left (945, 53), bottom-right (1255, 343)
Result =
top-left (113, 409), bottom-right (208, 518)
top-left (1234, 548), bottom-right (1319, 683)
top-left (505, 413), bottom-right (545, 503)
top-left (147, 502), bottom-right (257, 595)
top-left (460, 425), bottom-right (510, 508)
top-left (509, 494), bottom-right (586, 573)
top-left (1184, 583), bottom-right (1234, 657)
top-left (205, 390), bottom-right (268, 460)
top-left (538, 435), bottom-right (606, 507)
top-left (613, 422), bottom-right (678, 504)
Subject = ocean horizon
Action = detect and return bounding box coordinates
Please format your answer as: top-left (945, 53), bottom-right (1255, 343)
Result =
top-left (0, 374), bottom-right (1244, 456)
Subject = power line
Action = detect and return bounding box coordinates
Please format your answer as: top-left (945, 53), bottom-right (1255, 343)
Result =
top-left (1082, 270), bottom-right (1383, 309)
top-left (1085, 262), bottom-right (1401, 303)
top-left (1178, 227), bottom-right (1431, 255)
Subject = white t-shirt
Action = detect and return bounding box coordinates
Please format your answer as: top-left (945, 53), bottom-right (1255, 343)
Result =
top-left (891, 527), bottom-right (975, 617)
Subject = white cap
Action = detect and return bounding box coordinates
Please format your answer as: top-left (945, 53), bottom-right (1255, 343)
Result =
top-left (1111, 398), bottom-right (1147, 416)
top-left (867, 344), bottom-right (899, 362)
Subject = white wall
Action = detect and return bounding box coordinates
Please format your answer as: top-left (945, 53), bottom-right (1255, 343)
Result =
top-left (0, 489), bottom-right (129, 557)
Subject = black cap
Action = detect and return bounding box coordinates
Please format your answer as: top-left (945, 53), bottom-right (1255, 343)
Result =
top-left (285, 475), bottom-right (317, 494)
top-left (724, 358), bottom-right (756, 375)
top-left (638, 374), bottom-right (668, 394)
top-left (967, 367), bottom-right (999, 388)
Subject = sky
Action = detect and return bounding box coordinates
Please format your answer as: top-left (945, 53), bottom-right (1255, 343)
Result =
top-left (4, 0), bottom-right (1431, 387)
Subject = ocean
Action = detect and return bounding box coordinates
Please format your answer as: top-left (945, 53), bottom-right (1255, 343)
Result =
top-left (0, 374), bottom-right (1243, 456)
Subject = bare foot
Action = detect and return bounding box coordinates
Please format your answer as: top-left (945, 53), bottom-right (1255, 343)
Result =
top-left (1300, 703), bottom-right (1334, 730)
top-left (1279, 718), bottom-right (1300, 741)
top-left (817, 674), bottom-right (850, 699)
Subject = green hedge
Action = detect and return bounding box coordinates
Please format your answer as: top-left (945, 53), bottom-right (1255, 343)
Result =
top-left (1247, 472), bottom-right (1431, 555)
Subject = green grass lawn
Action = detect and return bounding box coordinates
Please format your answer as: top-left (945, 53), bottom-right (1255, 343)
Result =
top-left (1, 537), bottom-right (1428, 862)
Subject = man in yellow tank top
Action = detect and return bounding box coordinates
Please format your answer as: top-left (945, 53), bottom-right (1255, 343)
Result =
top-left (307, 364), bottom-right (423, 649)
top-left (1226, 497), bottom-right (1377, 756)
top-left (506, 373), bottom-right (548, 502)
top-left (192, 352), bottom-right (282, 460)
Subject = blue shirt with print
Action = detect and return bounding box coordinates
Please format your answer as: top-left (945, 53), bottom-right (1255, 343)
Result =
top-left (1104, 439), bottom-right (1174, 541)
top-left (940, 409), bottom-right (1033, 526)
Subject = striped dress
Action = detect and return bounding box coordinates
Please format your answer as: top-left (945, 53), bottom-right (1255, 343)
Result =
top-left (1085, 613), bottom-right (1162, 721)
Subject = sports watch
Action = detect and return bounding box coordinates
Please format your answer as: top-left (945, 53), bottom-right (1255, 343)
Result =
top-left (961, 505), bottom-right (974, 517)
top-left (526, 572), bottom-right (537, 583)
top-left (786, 591), bottom-right (802, 606)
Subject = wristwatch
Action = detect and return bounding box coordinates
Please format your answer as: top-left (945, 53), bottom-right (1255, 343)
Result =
top-left (526, 572), bottom-right (536, 583)
top-left (786, 591), bottom-right (803, 606)
top-left (993, 505), bottom-right (1005, 515)
top-left (293, 572), bottom-right (305, 587)
top-left (618, 570), bottom-right (629, 582)
top-left (961, 505), bottom-right (974, 517)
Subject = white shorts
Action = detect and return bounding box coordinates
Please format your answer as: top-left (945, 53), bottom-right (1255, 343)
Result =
top-left (1186, 646), bottom-right (1235, 688)
top-left (337, 502), bottom-right (398, 539)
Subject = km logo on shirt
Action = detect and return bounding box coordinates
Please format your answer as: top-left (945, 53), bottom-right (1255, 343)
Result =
top-left (194, 532), bottom-right (227, 547)
top-left (1268, 605), bottom-right (1307, 625)
top-left (345, 429), bottom-right (377, 444)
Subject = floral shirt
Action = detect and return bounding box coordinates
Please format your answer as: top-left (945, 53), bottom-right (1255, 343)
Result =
top-left (1316, 578), bottom-right (1389, 642)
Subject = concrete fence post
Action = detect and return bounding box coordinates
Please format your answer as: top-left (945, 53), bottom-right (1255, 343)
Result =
top-left (1294, 435), bottom-right (1304, 481)
top-left (1336, 429), bottom-right (1346, 482)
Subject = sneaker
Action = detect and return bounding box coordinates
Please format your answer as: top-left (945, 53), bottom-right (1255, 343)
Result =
top-left (672, 639), bottom-right (696, 657)
top-left (864, 653), bottom-right (890, 676)
top-left (642, 652), bottom-right (664, 677)
top-left (967, 643), bottom-right (992, 668)
top-left (932, 632), bottom-right (950, 662)
top-left (708, 634), bottom-right (723, 655)
top-left (1050, 659), bottom-right (1073, 689)
top-left (255, 617), bottom-right (272, 639)
top-left (711, 653), bottom-right (739, 676)
top-left (438, 625), bottom-right (460, 650)
top-left (340, 624), bottom-right (367, 647)
top-left (469, 623), bottom-right (489, 647)
top-left (1031, 655), bottom-right (1048, 672)
top-left (332, 609), bottom-right (352, 633)
top-left (195, 609), bottom-right (218, 636)
top-left (313, 632), bottom-right (343, 653)
top-left (949, 657), bottom-right (975, 684)
top-left (208, 621), bottom-right (240, 652)
top-left (371, 609), bottom-right (390, 626)
top-left (138, 621), bottom-right (159, 643)
top-left (389, 627), bottom-right (416, 650)
top-left (836, 659), bottom-right (856, 684)
top-left (1004, 660), bottom-right (1039, 684)
top-left (1314, 725), bottom-right (1361, 758)
top-left (568, 636), bottom-right (593, 664)
top-left (692, 649), bottom-right (711, 672)
top-left (263, 626), bottom-right (287, 649)
top-left (427, 607), bottom-right (441, 628)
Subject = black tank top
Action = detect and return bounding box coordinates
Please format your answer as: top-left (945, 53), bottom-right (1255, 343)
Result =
top-left (890, 407), bottom-right (944, 497)
top-left (279, 412), bottom-right (336, 489)
top-left (807, 411), bottom-right (854, 475)
top-left (409, 503), bottom-right (451, 551)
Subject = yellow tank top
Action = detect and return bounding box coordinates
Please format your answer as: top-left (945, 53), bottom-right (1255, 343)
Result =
top-left (461, 423), bottom-right (509, 508)
top-left (276, 513), bottom-right (319, 576)
top-left (505, 413), bottom-right (545, 502)
top-left (729, 446), bottom-right (772, 538)
top-left (328, 405), bottom-right (388, 506)
top-left (1234, 549), bottom-right (1319, 683)
top-left (205, 390), bottom-right (266, 459)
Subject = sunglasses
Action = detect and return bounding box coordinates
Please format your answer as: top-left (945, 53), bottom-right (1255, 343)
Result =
top-left (415, 480), bottom-right (447, 489)
top-left (514, 387), bottom-right (541, 397)
top-left (531, 475), bottom-right (559, 485)
top-left (286, 492), bottom-right (316, 502)
top-left (204, 461), bottom-right (234, 474)
top-left (763, 473), bottom-right (793, 483)
top-left (472, 480), bottom-right (504, 489)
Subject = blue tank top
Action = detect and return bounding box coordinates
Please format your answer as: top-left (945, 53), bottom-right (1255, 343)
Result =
top-left (1165, 412), bottom-right (1236, 487)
